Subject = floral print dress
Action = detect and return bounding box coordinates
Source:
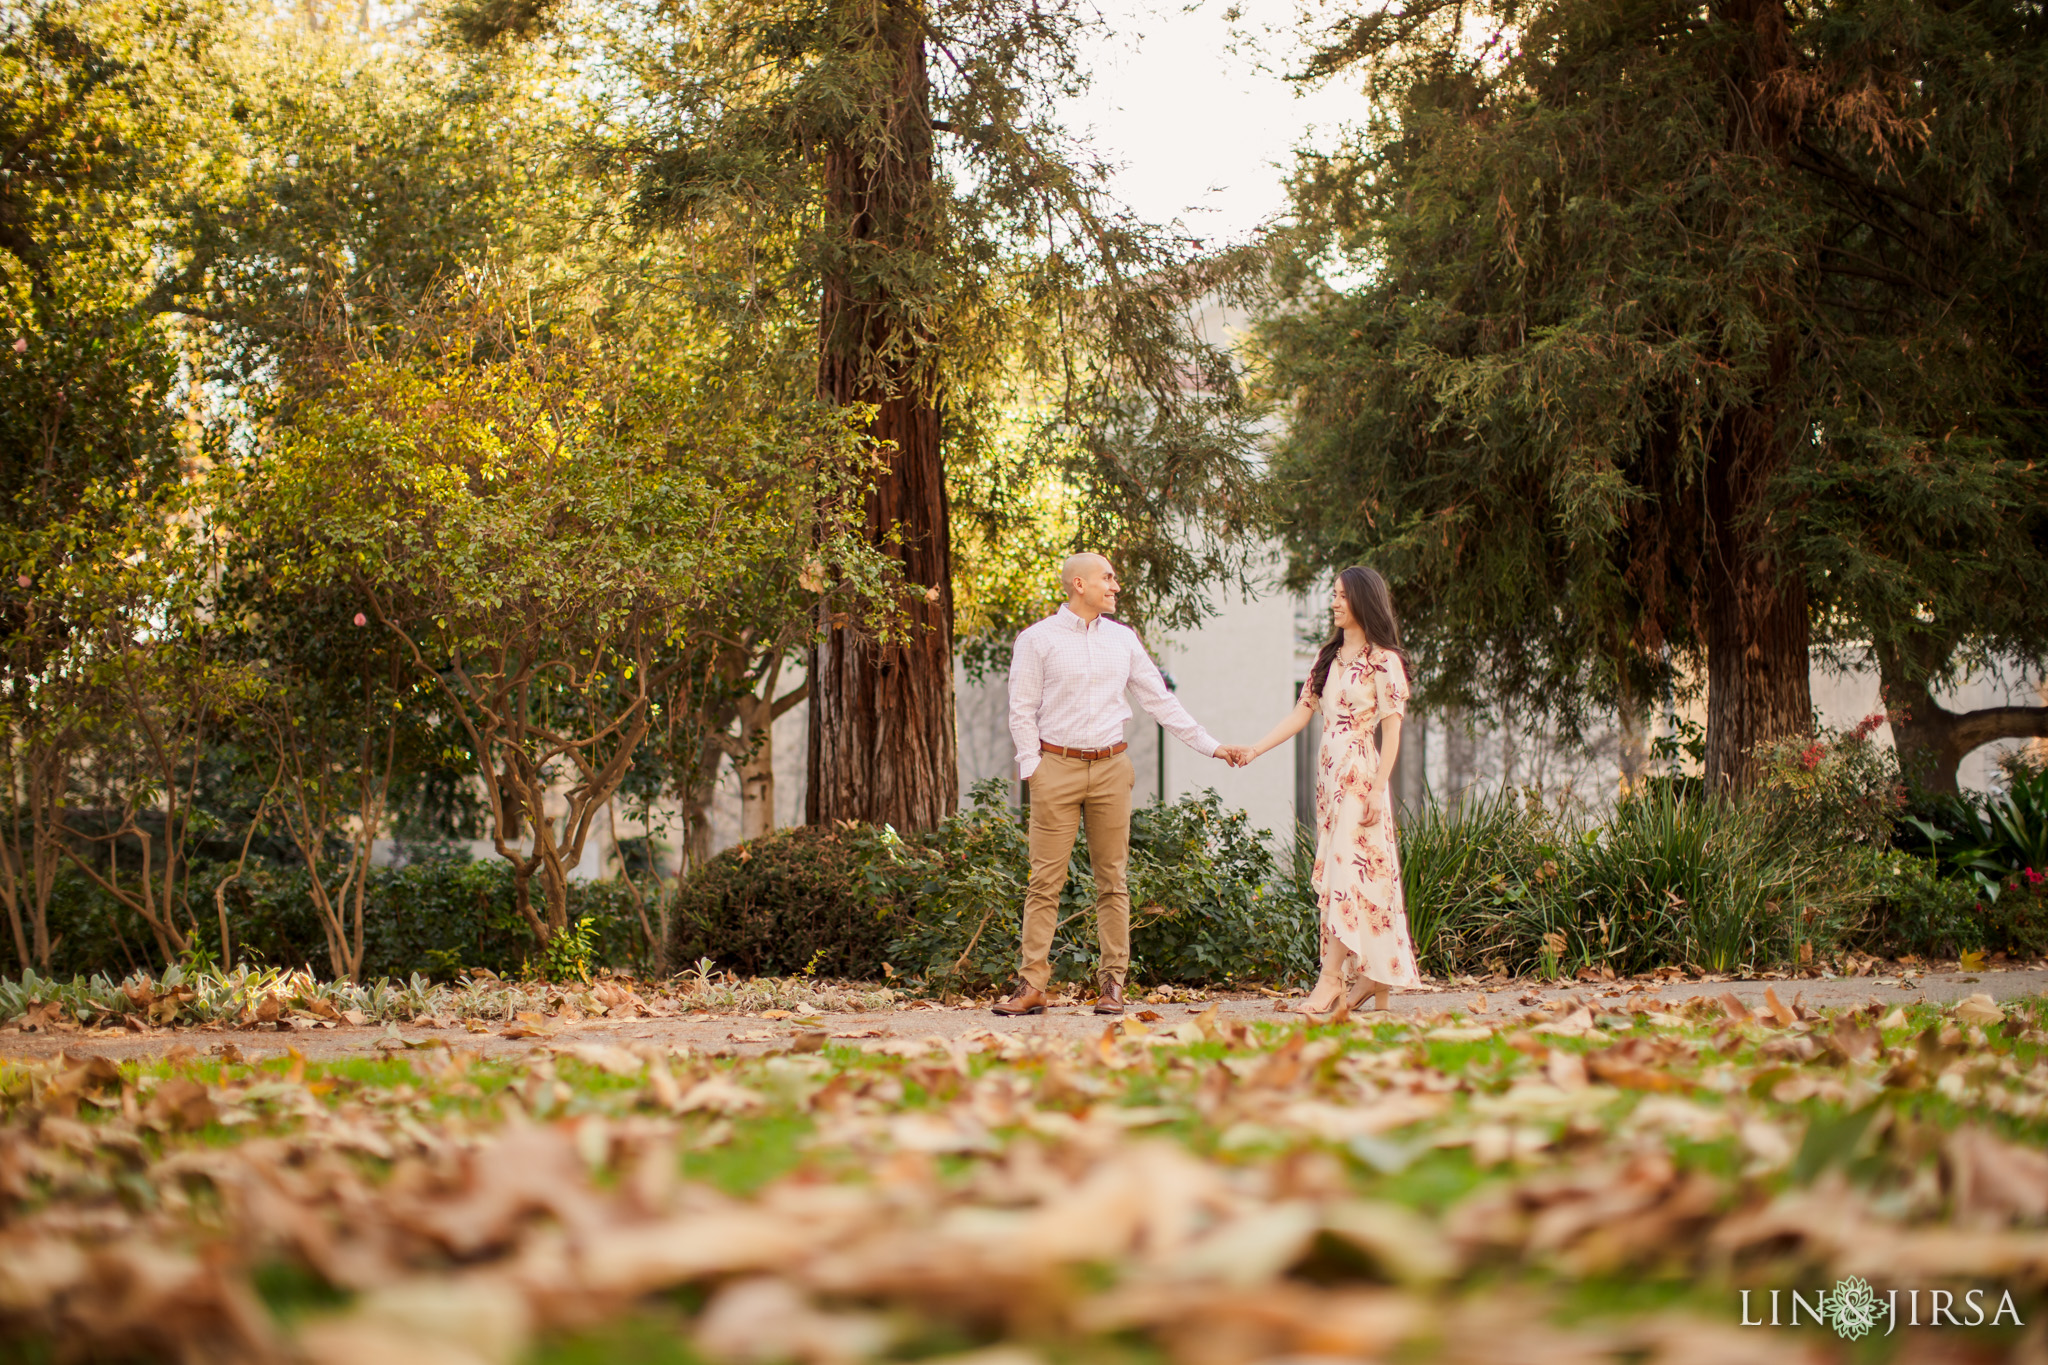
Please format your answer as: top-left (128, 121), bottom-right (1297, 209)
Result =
top-left (1308, 646), bottom-right (1420, 989)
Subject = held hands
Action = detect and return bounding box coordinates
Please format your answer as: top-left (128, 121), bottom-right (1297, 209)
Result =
top-left (1215, 744), bottom-right (1257, 768)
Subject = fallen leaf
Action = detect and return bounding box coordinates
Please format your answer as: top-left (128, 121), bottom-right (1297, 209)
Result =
top-left (1953, 993), bottom-right (2003, 1026)
top-left (1946, 1126), bottom-right (2048, 1223)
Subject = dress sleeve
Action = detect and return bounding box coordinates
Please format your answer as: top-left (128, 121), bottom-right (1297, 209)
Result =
top-left (1378, 651), bottom-right (1410, 718)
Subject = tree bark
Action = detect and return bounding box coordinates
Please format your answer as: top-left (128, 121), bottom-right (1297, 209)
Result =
top-left (1702, 405), bottom-right (1813, 794)
top-left (807, 0), bottom-right (959, 832)
top-left (1700, 0), bottom-right (1813, 794)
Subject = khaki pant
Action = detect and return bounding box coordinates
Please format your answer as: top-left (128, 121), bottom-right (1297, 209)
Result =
top-left (1020, 751), bottom-right (1133, 991)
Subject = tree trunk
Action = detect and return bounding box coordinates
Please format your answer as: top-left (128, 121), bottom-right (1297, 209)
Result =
top-left (1702, 411), bottom-right (1813, 795)
top-left (1878, 654), bottom-right (2048, 794)
top-left (1698, 0), bottom-right (1814, 794)
top-left (806, 0), bottom-right (958, 832)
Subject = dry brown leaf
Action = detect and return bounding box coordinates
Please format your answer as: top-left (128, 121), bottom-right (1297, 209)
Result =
top-left (696, 1277), bottom-right (891, 1364)
top-left (1947, 1125), bottom-right (2048, 1224)
top-left (1762, 987), bottom-right (1798, 1028)
top-left (299, 1276), bottom-right (531, 1365)
top-left (502, 1012), bottom-right (557, 1040)
top-left (143, 1077), bottom-right (217, 1131)
top-left (1545, 1050), bottom-right (1589, 1091)
top-left (1954, 992), bottom-right (2004, 1026)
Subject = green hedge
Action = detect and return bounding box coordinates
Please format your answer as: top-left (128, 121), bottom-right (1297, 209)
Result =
top-left (670, 782), bottom-right (1315, 989)
top-left (665, 825), bottom-right (906, 980)
top-left (21, 856), bottom-right (647, 982)
top-left (23, 740), bottom-right (2040, 990)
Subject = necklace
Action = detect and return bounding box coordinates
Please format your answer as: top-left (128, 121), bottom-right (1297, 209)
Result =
top-left (1336, 641), bottom-right (1367, 667)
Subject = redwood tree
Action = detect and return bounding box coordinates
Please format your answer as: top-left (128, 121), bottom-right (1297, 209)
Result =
top-left (453, 0), bottom-right (1268, 831)
top-left (1260, 0), bottom-right (2048, 791)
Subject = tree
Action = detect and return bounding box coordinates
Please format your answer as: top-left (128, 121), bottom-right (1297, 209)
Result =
top-left (265, 294), bottom-right (894, 938)
top-left (3, 482), bottom-right (261, 968)
top-left (1259, 0), bottom-right (2048, 791)
top-left (456, 0), bottom-right (1268, 830)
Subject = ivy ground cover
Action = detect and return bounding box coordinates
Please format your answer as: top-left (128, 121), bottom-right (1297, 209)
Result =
top-left (5, 988), bottom-right (2048, 1363)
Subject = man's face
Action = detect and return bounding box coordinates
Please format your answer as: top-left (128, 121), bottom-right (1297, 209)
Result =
top-left (1072, 560), bottom-right (1119, 616)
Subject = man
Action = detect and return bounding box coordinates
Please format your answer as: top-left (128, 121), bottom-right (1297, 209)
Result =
top-left (994, 553), bottom-right (1247, 1017)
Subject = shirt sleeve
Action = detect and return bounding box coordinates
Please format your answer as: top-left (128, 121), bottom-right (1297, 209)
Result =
top-left (1008, 629), bottom-right (1046, 779)
top-left (1378, 651), bottom-right (1410, 718)
top-left (1125, 631), bottom-right (1220, 757)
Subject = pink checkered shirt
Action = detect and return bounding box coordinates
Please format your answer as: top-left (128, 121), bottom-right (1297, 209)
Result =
top-left (1008, 606), bottom-right (1221, 779)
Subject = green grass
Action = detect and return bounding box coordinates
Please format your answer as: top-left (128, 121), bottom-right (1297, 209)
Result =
top-left (528, 1312), bottom-right (702, 1365)
top-left (678, 1113), bottom-right (818, 1195)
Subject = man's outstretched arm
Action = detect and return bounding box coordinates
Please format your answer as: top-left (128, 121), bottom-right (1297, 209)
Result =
top-left (1125, 634), bottom-right (1221, 758)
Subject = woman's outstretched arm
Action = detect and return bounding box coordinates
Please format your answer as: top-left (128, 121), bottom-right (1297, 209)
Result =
top-left (1241, 697), bottom-right (1317, 764)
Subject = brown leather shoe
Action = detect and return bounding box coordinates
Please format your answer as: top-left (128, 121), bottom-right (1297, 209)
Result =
top-left (992, 981), bottom-right (1048, 1016)
top-left (1093, 977), bottom-right (1126, 1016)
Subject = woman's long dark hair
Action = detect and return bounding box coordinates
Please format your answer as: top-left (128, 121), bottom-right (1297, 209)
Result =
top-left (1307, 566), bottom-right (1409, 700)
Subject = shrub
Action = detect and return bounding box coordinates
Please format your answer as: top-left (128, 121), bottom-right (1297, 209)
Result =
top-left (1371, 782), bottom-right (1871, 980)
top-left (671, 783), bottom-right (1315, 990)
top-left (887, 784), bottom-right (1313, 990)
top-left (1985, 868), bottom-right (2048, 959)
top-left (1391, 788), bottom-right (1567, 979)
top-left (1569, 789), bottom-right (1797, 974)
top-left (1900, 758), bottom-right (2048, 902)
top-left (1863, 850), bottom-right (1986, 960)
top-left (26, 857), bottom-right (646, 982)
top-left (664, 824), bottom-right (905, 980)
top-left (1754, 713), bottom-right (1905, 851)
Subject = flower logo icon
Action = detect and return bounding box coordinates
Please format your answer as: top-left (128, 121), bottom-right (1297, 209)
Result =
top-left (1826, 1276), bottom-right (1882, 1340)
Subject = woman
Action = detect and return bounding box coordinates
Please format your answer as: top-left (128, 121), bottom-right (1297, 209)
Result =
top-left (1238, 566), bottom-right (1419, 1019)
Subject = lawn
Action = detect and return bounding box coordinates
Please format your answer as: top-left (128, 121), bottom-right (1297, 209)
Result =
top-left (3, 989), bottom-right (2045, 1364)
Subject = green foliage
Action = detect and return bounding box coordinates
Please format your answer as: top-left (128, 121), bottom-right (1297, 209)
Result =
top-left (666, 825), bottom-right (907, 982)
top-left (1569, 790), bottom-right (1808, 977)
top-left (1903, 761), bottom-right (2048, 902)
top-left (538, 916), bottom-right (601, 984)
top-left (672, 784), bottom-right (1314, 990)
top-left (30, 857), bottom-right (643, 983)
top-left (1387, 787), bottom-right (1558, 972)
top-left (1863, 851), bottom-right (1987, 961)
top-left (577, 0), bottom-right (1269, 645)
top-left (890, 785), bottom-right (1314, 990)
top-left (1258, 0), bottom-right (2048, 772)
top-left (1752, 715), bottom-right (1907, 852)
top-left (1368, 783), bottom-right (1878, 980)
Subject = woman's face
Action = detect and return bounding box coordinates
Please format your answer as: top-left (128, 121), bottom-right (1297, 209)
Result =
top-left (1331, 579), bottom-right (1357, 631)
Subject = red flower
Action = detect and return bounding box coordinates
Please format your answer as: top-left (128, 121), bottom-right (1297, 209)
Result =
top-left (1798, 741), bottom-right (1825, 771)
top-left (1850, 712), bottom-right (1886, 741)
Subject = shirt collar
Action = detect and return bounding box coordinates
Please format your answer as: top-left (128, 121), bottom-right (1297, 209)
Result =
top-left (1055, 604), bottom-right (1100, 632)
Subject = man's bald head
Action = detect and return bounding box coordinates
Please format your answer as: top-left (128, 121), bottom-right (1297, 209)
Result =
top-left (1061, 552), bottom-right (1110, 595)
top-left (1060, 553), bottom-right (1119, 622)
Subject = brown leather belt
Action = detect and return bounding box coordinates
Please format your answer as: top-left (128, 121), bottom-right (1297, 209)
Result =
top-left (1040, 741), bottom-right (1128, 761)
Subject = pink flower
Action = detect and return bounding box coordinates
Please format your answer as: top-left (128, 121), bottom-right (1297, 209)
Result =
top-left (353, 612), bottom-right (368, 626)
top-left (15, 574), bottom-right (27, 588)
top-left (10, 339), bottom-right (24, 354)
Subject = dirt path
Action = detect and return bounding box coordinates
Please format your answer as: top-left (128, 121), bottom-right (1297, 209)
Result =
top-left (6, 966), bottom-right (2042, 1065)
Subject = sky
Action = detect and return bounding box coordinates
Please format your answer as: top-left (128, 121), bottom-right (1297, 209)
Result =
top-left (1055, 0), bottom-right (1369, 245)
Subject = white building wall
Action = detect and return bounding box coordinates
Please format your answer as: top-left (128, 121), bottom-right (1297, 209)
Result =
top-left (385, 600), bottom-right (2041, 876)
